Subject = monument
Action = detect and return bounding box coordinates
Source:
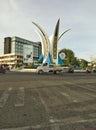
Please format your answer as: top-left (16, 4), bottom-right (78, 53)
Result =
top-left (32, 19), bottom-right (70, 65)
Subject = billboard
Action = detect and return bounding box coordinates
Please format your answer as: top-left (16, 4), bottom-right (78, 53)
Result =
top-left (23, 44), bottom-right (33, 63)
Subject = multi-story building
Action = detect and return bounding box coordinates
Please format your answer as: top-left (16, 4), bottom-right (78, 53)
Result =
top-left (0, 36), bottom-right (41, 66)
top-left (4, 37), bottom-right (11, 54)
top-left (0, 53), bottom-right (23, 66)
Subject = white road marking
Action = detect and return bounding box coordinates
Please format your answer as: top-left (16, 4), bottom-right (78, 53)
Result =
top-left (60, 92), bottom-right (70, 97)
top-left (36, 89), bottom-right (49, 112)
top-left (36, 89), bottom-right (57, 126)
top-left (1, 118), bottom-right (96, 130)
top-left (73, 100), bottom-right (78, 102)
top-left (1, 126), bottom-right (30, 130)
top-left (15, 87), bottom-right (24, 107)
top-left (63, 81), bottom-right (96, 98)
top-left (0, 88), bottom-right (12, 108)
top-left (60, 91), bottom-right (78, 103)
top-left (65, 81), bottom-right (96, 93)
top-left (84, 92), bottom-right (96, 98)
top-left (1, 125), bottom-right (42, 130)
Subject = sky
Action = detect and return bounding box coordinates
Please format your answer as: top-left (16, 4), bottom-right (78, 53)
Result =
top-left (0, 0), bottom-right (96, 61)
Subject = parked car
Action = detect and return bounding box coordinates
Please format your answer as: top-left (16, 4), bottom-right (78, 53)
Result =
top-left (86, 67), bottom-right (91, 73)
top-left (92, 68), bottom-right (96, 73)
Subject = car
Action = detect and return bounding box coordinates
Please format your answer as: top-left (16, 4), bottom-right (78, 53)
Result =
top-left (86, 67), bottom-right (91, 73)
top-left (92, 68), bottom-right (96, 73)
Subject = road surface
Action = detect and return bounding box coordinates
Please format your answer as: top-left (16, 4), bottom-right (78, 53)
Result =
top-left (0, 71), bottom-right (96, 130)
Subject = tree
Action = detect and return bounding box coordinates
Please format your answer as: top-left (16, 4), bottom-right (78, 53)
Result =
top-left (79, 59), bottom-right (88, 69)
top-left (59, 48), bottom-right (77, 66)
top-left (59, 48), bottom-right (88, 68)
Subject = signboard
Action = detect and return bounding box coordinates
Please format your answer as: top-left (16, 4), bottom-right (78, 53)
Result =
top-left (23, 44), bottom-right (33, 63)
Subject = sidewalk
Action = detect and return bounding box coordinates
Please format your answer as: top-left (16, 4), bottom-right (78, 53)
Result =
top-left (10, 68), bottom-right (37, 72)
top-left (10, 68), bottom-right (86, 73)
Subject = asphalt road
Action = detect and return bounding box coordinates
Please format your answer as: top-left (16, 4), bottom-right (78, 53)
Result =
top-left (0, 71), bottom-right (96, 130)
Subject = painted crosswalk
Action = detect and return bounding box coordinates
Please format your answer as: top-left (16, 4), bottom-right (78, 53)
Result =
top-left (1, 118), bottom-right (96, 130)
top-left (0, 84), bottom-right (96, 130)
top-left (15, 87), bottom-right (24, 107)
top-left (0, 83), bottom-right (96, 109)
top-left (0, 87), bottom-right (25, 108)
top-left (0, 88), bottom-right (12, 108)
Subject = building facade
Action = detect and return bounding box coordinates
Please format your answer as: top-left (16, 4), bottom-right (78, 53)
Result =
top-left (4, 37), bottom-right (11, 54)
top-left (0, 36), bottom-right (41, 66)
top-left (0, 53), bottom-right (23, 66)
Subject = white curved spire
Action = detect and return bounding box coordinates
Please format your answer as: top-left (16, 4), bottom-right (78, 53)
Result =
top-left (35, 30), bottom-right (46, 57)
top-left (32, 21), bottom-right (50, 61)
top-left (58, 29), bottom-right (71, 41)
top-left (32, 19), bottom-right (70, 65)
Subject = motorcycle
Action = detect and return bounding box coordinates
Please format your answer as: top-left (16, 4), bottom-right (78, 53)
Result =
top-left (86, 67), bottom-right (91, 73)
top-left (0, 68), bottom-right (6, 74)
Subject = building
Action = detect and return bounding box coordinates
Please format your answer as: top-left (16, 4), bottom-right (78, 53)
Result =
top-left (4, 37), bottom-right (11, 54)
top-left (0, 36), bottom-right (41, 66)
top-left (0, 53), bottom-right (23, 66)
